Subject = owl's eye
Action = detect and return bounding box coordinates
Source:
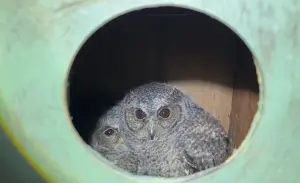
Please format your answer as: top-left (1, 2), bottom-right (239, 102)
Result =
top-left (103, 128), bottom-right (115, 136)
top-left (135, 109), bottom-right (146, 119)
top-left (158, 107), bottom-right (171, 118)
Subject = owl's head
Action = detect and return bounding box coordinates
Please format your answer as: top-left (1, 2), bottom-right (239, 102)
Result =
top-left (90, 105), bottom-right (127, 155)
top-left (121, 82), bottom-right (196, 141)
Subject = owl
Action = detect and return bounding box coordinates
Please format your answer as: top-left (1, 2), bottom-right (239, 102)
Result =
top-left (119, 82), bottom-right (233, 177)
top-left (89, 105), bottom-right (138, 174)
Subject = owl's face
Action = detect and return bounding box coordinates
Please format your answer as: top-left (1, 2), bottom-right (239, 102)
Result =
top-left (90, 106), bottom-right (127, 154)
top-left (122, 83), bottom-right (187, 141)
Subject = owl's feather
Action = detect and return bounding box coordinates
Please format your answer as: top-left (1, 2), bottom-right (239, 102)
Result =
top-left (89, 105), bottom-right (139, 174)
top-left (91, 82), bottom-right (233, 177)
top-left (119, 82), bottom-right (234, 177)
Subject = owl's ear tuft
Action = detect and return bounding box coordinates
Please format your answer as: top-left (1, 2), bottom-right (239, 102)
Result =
top-left (122, 90), bottom-right (134, 105)
top-left (170, 88), bottom-right (184, 102)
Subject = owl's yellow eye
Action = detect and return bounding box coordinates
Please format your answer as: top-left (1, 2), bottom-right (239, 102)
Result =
top-left (158, 107), bottom-right (171, 118)
top-left (135, 109), bottom-right (146, 119)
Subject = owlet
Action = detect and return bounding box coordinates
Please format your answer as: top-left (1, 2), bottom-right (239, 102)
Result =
top-left (90, 105), bottom-right (138, 174)
top-left (119, 82), bottom-right (234, 177)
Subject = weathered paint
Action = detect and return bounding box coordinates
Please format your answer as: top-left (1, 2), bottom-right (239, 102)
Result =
top-left (0, 0), bottom-right (300, 183)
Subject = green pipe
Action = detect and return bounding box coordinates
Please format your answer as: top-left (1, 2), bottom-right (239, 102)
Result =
top-left (0, 0), bottom-right (300, 183)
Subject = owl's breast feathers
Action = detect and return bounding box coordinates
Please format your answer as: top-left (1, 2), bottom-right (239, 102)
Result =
top-left (179, 118), bottom-right (232, 171)
top-left (131, 137), bottom-right (198, 177)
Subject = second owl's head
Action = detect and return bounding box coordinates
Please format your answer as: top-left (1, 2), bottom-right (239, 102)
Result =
top-left (121, 82), bottom-right (193, 141)
top-left (90, 105), bottom-right (127, 154)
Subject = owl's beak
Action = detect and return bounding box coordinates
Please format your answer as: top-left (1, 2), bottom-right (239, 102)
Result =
top-left (148, 127), bottom-right (156, 140)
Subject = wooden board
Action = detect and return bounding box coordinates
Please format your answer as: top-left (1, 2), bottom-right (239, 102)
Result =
top-left (156, 14), bottom-right (237, 131)
top-left (229, 41), bottom-right (259, 147)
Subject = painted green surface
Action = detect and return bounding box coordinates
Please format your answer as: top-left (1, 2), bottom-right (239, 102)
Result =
top-left (0, 0), bottom-right (300, 183)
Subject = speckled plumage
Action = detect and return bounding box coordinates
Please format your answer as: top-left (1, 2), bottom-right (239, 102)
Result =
top-left (89, 105), bottom-right (138, 174)
top-left (119, 82), bottom-right (234, 177)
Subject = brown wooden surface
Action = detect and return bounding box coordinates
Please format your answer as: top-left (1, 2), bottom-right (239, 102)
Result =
top-left (228, 41), bottom-right (259, 147)
top-left (158, 14), bottom-right (237, 131)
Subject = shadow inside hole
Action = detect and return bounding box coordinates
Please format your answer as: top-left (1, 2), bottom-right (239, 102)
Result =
top-left (67, 6), bottom-right (259, 149)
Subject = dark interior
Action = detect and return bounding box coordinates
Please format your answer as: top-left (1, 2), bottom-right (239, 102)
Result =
top-left (67, 6), bottom-right (259, 148)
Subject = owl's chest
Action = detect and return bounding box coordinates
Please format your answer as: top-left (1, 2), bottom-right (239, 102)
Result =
top-left (137, 140), bottom-right (193, 177)
top-left (146, 140), bottom-right (178, 159)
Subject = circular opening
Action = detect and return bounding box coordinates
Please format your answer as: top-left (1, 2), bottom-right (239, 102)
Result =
top-left (67, 6), bottom-right (259, 178)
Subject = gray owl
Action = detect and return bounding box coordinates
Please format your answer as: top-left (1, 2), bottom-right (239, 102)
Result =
top-left (119, 82), bottom-right (233, 177)
top-left (90, 105), bottom-right (138, 174)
